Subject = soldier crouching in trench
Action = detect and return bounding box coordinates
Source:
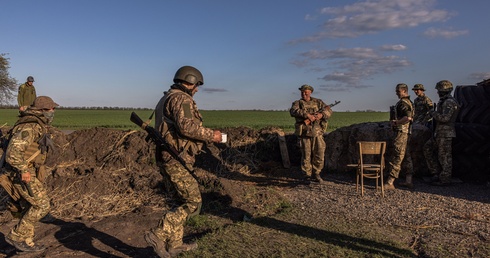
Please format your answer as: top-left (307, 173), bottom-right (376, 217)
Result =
top-left (0, 96), bottom-right (58, 252)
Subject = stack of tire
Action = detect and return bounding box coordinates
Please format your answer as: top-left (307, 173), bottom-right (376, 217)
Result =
top-left (453, 79), bottom-right (490, 183)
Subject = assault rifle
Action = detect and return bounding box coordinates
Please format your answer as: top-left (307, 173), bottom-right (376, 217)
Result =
top-left (304, 100), bottom-right (341, 126)
top-left (389, 105), bottom-right (396, 131)
top-left (130, 112), bottom-right (193, 173)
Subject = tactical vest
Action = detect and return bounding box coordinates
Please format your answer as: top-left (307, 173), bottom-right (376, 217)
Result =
top-left (294, 99), bottom-right (327, 137)
top-left (155, 90), bottom-right (203, 164)
top-left (8, 115), bottom-right (49, 167)
top-left (394, 97), bottom-right (414, 134)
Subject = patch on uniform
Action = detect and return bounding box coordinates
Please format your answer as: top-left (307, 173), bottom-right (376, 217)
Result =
top-left (182, 103), bottom-right (192, 118)
top-left (21, 131), bottom-right (31, 139)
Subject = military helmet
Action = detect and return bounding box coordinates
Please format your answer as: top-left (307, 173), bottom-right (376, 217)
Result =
top-left (27, 76), bottom-right (35, 82)
top-left (31, 96), bottom-right (59, 110)
top-left (412, 84), bottom-right (425, 91)
top-left (435, 80), bottom-right (453, 92)
top-left (299, 84), bottom-right (314, 92)
top-left (173, 66), bottom-right (204, 86)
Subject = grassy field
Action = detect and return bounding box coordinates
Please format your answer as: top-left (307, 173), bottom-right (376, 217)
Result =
top-left (0, 109), bottom-right (389, 132)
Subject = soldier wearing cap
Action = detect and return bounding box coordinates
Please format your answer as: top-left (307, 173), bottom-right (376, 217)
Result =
top-left (17, 76), bottom-right (37, 112)
top-left (412, 84), bottom-right (434, 126)
top-left (290, 84), bottom-right (332, 184)
top-left (423, 80), bottom-right (460, 186)
top-left (2, 96), bottom-right (58, 252)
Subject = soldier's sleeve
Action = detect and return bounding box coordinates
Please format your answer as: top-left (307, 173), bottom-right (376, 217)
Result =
top-left (319, 99), bottom-right (332, 120)
top-left (399, 100), bottom-right (412, 118)
top-left (168, 95), bottom-right (214, 142)
top-left (433, 99), bottom-right (457, 123)
top-left (17, 85), bottom-right (23, 107)
top-left (426, 97), bottom-right (434, 109)
top-left (5, 125), bottom-right (39, 173)
top-left (290, 100), bottom-right (306, 118)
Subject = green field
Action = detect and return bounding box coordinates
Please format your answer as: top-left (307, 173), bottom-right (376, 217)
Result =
top-left (0, 109), bottom-right (389, 132)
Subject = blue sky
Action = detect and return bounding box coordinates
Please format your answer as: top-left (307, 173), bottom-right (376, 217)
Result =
top-left (2, 0), bottom-right (489, 111)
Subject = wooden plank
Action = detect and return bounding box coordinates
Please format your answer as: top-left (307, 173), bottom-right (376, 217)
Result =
top-left (277, 130), bottom-right (290, 168)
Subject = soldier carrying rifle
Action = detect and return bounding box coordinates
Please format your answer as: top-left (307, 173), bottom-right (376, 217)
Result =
top-left (290, 84), bottom-right (335, 184)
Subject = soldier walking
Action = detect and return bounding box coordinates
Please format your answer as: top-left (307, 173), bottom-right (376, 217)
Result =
top-left (145, 66), bottom-right (222, 258)
top-left (17, 76), bottom-right (37, 112)
top-left (2, 96), bottom-right (58, 252)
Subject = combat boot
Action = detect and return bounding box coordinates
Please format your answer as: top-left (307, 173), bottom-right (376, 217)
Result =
top-left (314, 174), bottom-right (325, 184)
top-left (168, 242), bottom-right (198, 257)
top-left (144, 230), bottom-right (170, 258)
top-left (384, 176), bottom-right (396, 190)
top-left (5, 235), bottom-right (45, 253)
top-left (399, 175), bottom-right (413, 189)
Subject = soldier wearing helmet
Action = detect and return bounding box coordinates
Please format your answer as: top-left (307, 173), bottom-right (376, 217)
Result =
top-left (385, 83), bottom-right (414, 190)
top-left (423, 80), bottom-right (460, 186)
top-left (147, 66), bottom-right (222, 257)
top-left (290, 84), bottom-right (333, 184)
top-left (2, 96), bottom-right (58, 252)
top-left (17, 76), bottom-right (37, 112)
top-left (412, 84), bottom-right (434, 126)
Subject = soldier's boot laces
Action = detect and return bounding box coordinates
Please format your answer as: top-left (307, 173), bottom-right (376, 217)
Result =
top-left (144, 231), bottom-right (170, 258)
top-left (168, 242), bottom-right (198, 257)
top-left (5, 236), bottom-right (45, 252)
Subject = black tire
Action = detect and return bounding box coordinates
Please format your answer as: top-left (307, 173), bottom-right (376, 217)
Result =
top-left (454, 85), bottom-right (490, 124)
top-left (453, 154), bottom-right (490, 182)
top-left (453, 123), bottom-right (490, 154)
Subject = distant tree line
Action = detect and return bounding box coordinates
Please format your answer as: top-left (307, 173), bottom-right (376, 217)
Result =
top-left (0, 104), bottom-right (153, 110)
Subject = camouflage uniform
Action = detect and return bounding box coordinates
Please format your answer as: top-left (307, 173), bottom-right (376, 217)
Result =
top-left (290, 96), bottom-right (332, 180)
top-left (151, 83), bottom-right (214, 250)
top-left (17, 83), bottom-right (37, 110)
top-left (413, 95), bottom-right (433, 125)
top-left (4, 112), bottom-right (51, 246)
top-left (423, 94), bottom-right (459, 184)
top-left (388, 96), bottom-right (414, 179)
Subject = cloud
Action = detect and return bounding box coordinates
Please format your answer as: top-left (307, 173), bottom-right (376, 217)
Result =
top-left (379, 44), bottom-right (407, 51)
top-left (292, 46), bottom-right (411, 86)
top-left (423, 27), bottom-right (469, 39)
top-left (202, 88), bottom-right (227, 93)
top-left (290, 0), bottom-right (453, 43)
top-left (468, 72), bottom-right (490, 81)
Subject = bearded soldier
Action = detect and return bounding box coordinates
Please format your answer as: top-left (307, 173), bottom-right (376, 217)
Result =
top-left (290, 84), bottom-right (332, 184)
top-left (412, 84), bottom-right (434, 126)
top-left (2, 96), bottom-right (58, 252)
top-left (145, 66), bottom-right (222, 258)
top-left (423, 80), bottom-right (460, 186)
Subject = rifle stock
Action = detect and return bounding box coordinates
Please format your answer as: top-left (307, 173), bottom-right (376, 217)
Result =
top-left (130, 112), bottom-right (194, 173)
top-left (304, 100), bottom-right (341, 125)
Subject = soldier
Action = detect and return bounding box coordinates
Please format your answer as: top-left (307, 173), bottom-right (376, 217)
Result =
top-left (2, 96), bottom-right (58, 252)
top-left (385, 83), bottom-right (414, 190)
top-left (145, 66), bottom-right (222, 258)
top-left (290, 84), bottom-right (332, 184)
top-left (412, 84), bottom-right (434, 126)
top-left (423, 80), bottom-right (460, 186)
top-left (17, 76), bottom-right (37, 112)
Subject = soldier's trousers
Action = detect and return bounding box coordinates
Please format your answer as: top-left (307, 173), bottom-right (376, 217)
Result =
top-left (9, 176), bottom-right (50, 242)
top-left (299, 135), bottom-right (326, 177)
top-left (423, 137), bottom-right (453, 183)
top-left (388, 132), bottom-right (413, 179)
top-left (153, 159), bottom-right (201, 249)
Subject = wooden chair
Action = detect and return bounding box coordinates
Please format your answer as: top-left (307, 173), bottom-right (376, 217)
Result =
top-left (356, 141), bottom-right (386, 197)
